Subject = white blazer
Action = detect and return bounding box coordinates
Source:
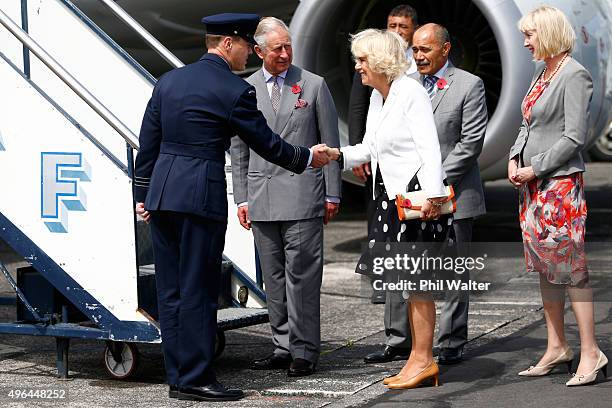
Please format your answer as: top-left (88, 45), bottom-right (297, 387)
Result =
top-left (342, 74), bottom-right (447, 199)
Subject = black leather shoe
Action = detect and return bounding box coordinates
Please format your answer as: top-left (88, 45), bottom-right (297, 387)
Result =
top-left (438, 348), bottom-right (464, 365)
top-left (251, 353), bottom-right (292, 370)
top-left (371, 290), bottom-right (386, 304)
top-left (364, 346), bottom-right (411, 364)
top-left (177, 382), bottom-right (244, 402)
top-left (169, 385), bottom-right (178, 399)
top-left (287, 358), bottom-right (316, 377)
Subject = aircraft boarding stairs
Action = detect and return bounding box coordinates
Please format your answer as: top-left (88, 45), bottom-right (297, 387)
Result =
top-left (0, 0), bottom-right (267, 379)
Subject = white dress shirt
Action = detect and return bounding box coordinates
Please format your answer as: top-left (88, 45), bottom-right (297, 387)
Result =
top-left (262, 66), bottom-right (288, 97)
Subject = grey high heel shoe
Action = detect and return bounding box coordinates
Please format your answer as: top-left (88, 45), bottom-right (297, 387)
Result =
top-left (518, 348), bottom-right (574, 377)
top-left (566, 350), bottom-right (608, 386)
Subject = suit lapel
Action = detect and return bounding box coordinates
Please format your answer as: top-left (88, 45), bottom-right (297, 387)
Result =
top-left (252, 70), bottom-right (275, 124)
top-left (274, 65), bottom-right (302, 133)
top-left (431, 66), bottom-right (455, 112)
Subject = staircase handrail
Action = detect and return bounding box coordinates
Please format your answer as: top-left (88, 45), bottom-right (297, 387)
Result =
top-left (0, 8), bottom-right (139, 149)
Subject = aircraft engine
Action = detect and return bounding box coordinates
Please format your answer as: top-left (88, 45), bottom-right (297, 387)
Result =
top-left (290, 0), bottom-right (612, 180)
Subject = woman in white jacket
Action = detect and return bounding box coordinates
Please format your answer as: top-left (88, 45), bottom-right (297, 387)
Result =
top-left (326, 29), bottom-right (451, 390)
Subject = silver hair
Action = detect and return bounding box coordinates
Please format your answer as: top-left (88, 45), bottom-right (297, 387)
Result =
top-left (254, 16), bottom-right (291, 49)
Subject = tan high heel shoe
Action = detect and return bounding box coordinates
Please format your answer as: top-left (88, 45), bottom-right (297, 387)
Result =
top-left (518, 348), bottom-right (574, 376)
top-left (383, 362), bottom-right (411, 385)
top-left (383, 373), bottom-right (401, 385)
top-left (385, 361), bottom-right (439, 389)
top-left (566, 350), bottom-right (608, 386)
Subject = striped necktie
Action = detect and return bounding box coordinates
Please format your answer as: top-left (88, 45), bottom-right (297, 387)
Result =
top-left (271, 76), bottom-right (281, 113)
top-left (424, 75), bottom-right (438, 100)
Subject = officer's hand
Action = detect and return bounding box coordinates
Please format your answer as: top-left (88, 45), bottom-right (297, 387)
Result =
top-left (352, 162), bottom-right (371, 182)
top-left (237, 206), bottom-right (251, 230)
top-left (135, 202), bottom-right (151, 224)
top-left (324, 202), bottom-right (340, 225)
top-left (310, 144), bottom-right (330, 168)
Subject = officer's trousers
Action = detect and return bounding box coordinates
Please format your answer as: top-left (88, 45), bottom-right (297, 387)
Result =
top-left (150, 211), bottom-right (227, 387)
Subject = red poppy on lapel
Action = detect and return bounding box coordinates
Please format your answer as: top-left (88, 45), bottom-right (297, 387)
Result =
top-left (436, 78), bottom-right (449, 90)
top-left (291, 84), bottom-right (302, 94)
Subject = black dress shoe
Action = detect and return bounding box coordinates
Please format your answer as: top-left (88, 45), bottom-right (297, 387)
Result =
top-left (178, 381), bottom-right (244, 402)
top-left (251, 353), bottom-right (292, 370)
top-left (169, 385), bottom-right (178, 399)
top-left (371, 290), bottom-right (386, 304)
top-left (287, 358), bottom-right (316, 377)
top-left (438, 348), bottom-right (464, 365)
top-left (364, 346), bottom-right (411, 364)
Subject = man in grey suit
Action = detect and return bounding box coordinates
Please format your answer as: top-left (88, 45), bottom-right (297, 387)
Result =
top-left (230, 17), bottom-right (342, 377)
top-left (407, 23), bottom-right (487, 364)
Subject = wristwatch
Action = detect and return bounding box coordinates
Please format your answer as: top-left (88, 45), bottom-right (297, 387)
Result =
top-left (427, 198), bottom-right (444, 207)
top-left (335, 150), bottom-right (344, 169)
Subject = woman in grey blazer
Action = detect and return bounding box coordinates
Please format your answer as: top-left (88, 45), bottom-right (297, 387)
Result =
top-left (508, 6), bottom-right (607, 386)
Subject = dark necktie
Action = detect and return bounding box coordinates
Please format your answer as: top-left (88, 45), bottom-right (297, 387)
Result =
top-left (424, 75), bottom-right (438, 100)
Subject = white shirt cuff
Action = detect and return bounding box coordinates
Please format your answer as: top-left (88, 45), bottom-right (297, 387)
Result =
top-left (307, 148), bottom-right (314, 167)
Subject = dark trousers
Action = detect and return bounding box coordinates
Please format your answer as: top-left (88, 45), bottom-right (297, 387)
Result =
top-left (436, 218), bottom-right (473, 351)
top-left (150, 211), bottom-right (227, 387)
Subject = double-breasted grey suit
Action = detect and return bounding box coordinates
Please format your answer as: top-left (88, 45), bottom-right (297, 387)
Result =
top-left (230, 65), bottom-right (341, 363)
top-left (383, 65), bottom-right (488, 353)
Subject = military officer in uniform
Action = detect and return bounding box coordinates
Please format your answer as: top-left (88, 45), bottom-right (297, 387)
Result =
top-left (134, 13), bottom-right (330, 402)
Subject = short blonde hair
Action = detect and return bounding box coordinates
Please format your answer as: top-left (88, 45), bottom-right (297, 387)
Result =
top-left (350, 29), bottom-right (409, 82)
top-left (518, 5), bottom-right (575, 59)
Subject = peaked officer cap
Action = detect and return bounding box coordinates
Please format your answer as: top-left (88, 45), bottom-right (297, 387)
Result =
top-left (202, 13), bottom-right (261, 44)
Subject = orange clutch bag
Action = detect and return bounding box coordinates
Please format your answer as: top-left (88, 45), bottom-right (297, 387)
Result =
top-left (395, 186), bottom-right (456, 221)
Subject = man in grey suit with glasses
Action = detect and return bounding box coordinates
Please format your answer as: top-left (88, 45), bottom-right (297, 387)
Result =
top-left (230, 17), bottom-right (341, 377)
top-left (409, 23), bottom-right (488, 364)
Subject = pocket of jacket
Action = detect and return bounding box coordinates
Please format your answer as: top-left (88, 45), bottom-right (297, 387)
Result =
top-left (202, 161), bottom-right (227, 214)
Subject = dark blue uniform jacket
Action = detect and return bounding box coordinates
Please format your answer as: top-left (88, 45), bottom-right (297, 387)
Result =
top-left (134, 54), bottom-right (310, 222)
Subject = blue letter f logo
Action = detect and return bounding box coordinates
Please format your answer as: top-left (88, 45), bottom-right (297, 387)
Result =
top-left (41, 152), bottom-right (92, 233)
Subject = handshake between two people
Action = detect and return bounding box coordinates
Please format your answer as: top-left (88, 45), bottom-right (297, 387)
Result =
top-left (309, 144), bottom-right (342, 168)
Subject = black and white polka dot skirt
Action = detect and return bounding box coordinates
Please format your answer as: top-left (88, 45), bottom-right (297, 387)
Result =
top-left (355, 170), bottom-right (454, 279)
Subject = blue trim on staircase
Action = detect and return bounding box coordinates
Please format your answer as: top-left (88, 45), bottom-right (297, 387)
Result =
top-left (0, 212), bottom-right (160, 342)
top-left (226, 257), bottom-right (267, 303)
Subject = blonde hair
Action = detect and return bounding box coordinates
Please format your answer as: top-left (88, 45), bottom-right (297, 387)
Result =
top-left (518, 5), bottom-right (575, 59)
top-left (350, 29), bottom-right (409, 82)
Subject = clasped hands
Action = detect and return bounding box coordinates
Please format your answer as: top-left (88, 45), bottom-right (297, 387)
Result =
top-left (309, 144), bottom-right (342, 167)
top-left (507, 159), bottom-right (536, 188)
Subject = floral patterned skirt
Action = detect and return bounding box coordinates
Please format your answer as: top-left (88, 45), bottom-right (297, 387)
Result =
top-left (519, 173), bottom-right (588, 285)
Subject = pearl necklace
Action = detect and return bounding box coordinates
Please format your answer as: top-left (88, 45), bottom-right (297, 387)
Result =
top-left (541, 53), bottom-right (569, 84)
